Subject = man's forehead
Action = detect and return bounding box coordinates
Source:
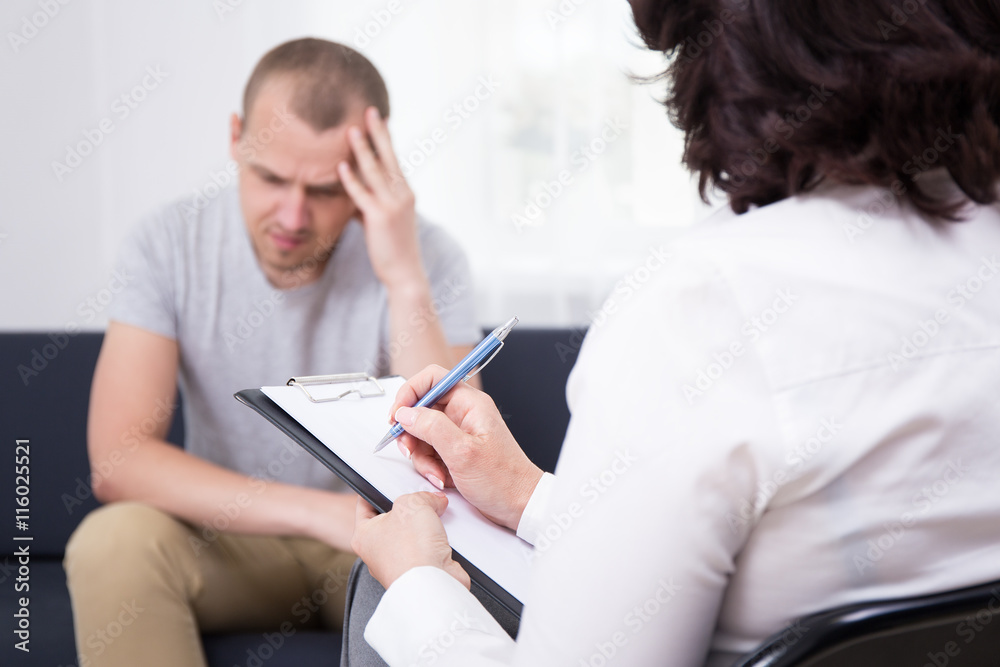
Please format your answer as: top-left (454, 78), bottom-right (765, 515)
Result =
top-left (240, 101), bottom-right (355, 164)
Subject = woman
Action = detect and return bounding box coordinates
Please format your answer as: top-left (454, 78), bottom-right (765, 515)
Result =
top-left (350, 1), bottom-right (1000, 664)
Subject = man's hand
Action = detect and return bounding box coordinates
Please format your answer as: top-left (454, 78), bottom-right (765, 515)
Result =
top-left (352, 492), bottom-right (470, 591)
top-left (300, 489), bottom-right (359, 554)
top-left (337, 106), bottom-right (467, 380)
top-left (389, 365), bottom-right (545, 532)
top-left (338, 106), bottom-right (424, 292)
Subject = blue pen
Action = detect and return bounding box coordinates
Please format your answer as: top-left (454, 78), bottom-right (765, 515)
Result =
top-left (373, 316), bottom-right (518, 453)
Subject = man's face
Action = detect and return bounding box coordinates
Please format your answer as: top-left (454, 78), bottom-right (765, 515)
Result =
top-left (230, 79), bottom-right (364, 287)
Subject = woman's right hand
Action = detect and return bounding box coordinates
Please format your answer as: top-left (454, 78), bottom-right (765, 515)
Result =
top-left (389, 365), bottom-right (544, 532)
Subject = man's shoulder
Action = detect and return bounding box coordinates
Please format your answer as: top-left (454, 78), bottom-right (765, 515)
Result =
top-left (127, 185), bottom-right (239, 247)
top-left (414, 214), bottom-right (466, 261)
top-left (156, 184), bottom-right (238, 230)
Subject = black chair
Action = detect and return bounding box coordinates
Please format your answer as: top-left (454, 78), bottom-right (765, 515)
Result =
top-left (734, 578), bottom-right (1000, 666)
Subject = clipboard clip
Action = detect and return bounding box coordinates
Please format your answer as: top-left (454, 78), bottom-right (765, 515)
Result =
top-left (287, 373), bottom-right (386, 403)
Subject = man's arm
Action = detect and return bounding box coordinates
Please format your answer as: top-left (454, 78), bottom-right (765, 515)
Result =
top-left (385, 280), bottom-right (475, 381)
top-left (88, 320), bottom-right (357, 552)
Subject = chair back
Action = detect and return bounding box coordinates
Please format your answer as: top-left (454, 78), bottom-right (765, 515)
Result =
top-left (734, 579), bottom-right (1000, 667)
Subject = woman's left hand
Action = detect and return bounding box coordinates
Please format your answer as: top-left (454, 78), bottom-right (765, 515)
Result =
top-left (352, 491), bottom-right (471, 590)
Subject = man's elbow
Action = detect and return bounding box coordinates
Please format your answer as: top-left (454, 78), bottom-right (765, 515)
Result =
top-left (88, 458), bottom-right (121, 504)
top-left (89, 473), bottom-right (115, 505)
top-left (86, 436), bottom-right (133, 504)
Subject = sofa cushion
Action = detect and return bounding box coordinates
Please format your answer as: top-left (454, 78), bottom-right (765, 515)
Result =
top-left (1, 333), bottom-right (184, 558)
top-left (479, 327), bottom-right (582, 474)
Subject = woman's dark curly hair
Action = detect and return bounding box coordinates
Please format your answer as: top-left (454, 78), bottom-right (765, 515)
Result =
top-left (629, 0), bottom-right (1000, 220)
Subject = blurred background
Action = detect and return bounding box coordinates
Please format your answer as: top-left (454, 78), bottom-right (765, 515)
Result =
top-left (0, 0), bottom-right (716, 331)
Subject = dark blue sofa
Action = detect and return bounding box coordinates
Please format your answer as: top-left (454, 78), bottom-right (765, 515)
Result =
top-left (0, 328), bottom-right (583, 666)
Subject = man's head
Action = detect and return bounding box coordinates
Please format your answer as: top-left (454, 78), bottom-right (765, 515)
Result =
top-left (230, 38), bottom-right (390, 288)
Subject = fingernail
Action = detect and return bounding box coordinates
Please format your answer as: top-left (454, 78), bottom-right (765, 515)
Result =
top-left (349, 127), bottom-right (362, 139)
top-left (395, 406), bottom-right (416, 426)
top-left (397, 441), bottom-right (411, 459)
top-left (426, 474), bottom-right (445, 490)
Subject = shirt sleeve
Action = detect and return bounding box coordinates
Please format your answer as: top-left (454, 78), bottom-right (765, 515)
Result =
top-left (417, 221), bottom-right (481, 347)
top-left (366, 567), bottom-right (517, 666)
top-left (515, 472), bottom-right (556, 545)
top-left (366, 250), bottom-right (784, 666)
top-left (106, 210), bottom-right (179, 340)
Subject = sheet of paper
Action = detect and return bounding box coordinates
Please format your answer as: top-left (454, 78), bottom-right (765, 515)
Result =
top-left (261, 380), bottom-right (532, 603)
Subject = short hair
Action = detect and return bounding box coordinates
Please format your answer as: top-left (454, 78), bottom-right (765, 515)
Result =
top-left (629, 0), bottom-right (1000, 220)
top-left (242, 38), bottom-right (390, 131)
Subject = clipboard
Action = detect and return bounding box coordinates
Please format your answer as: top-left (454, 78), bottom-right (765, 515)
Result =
top-left (235, 373), bottom-right (527, 620)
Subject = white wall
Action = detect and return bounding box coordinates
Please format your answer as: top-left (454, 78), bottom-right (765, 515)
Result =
top-left (0, 0), bottom-right (713, 332)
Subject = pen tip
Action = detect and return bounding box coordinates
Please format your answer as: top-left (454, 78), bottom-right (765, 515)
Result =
top-left (373, 433), bottom-right (392, 454)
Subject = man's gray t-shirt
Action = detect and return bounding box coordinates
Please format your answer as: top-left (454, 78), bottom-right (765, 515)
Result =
top-left (109, 186), bottom-right (479, 491)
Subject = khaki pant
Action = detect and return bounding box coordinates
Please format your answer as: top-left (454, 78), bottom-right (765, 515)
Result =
top-left (63, 501), bottom-right (357, 667)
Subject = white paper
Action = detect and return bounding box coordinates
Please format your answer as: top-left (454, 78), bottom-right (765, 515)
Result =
top-left (261, 380), bottom-right (532, 603)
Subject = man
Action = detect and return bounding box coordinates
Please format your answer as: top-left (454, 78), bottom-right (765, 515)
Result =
top-left (63, 38), bottom-right (479, 666)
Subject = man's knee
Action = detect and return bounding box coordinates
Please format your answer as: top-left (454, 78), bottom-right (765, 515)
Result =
top-left (65, 502), bottom-right (194, 587)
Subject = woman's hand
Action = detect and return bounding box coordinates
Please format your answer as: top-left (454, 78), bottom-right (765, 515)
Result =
top-left (352, 492), bottom-right (470, 590)
top-left (390, 365), bottom-right (545, 532)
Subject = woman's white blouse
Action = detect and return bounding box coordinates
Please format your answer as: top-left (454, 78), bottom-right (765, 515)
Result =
top-left (367, 178), bottom-right (1000, 666)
